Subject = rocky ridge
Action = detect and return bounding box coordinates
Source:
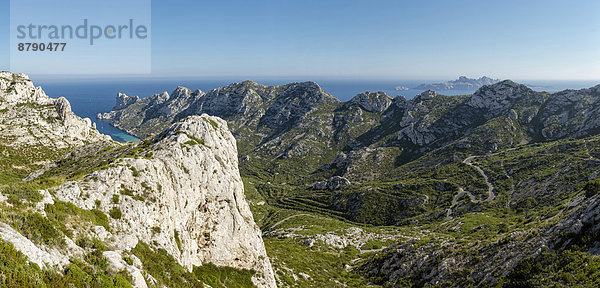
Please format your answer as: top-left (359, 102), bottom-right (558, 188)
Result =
top-left (100, 80), bottom-right (600, 183)
top-left (0, 72), bottom-right (277, 288)
top-left (0, 72), bottom-right (110, 150)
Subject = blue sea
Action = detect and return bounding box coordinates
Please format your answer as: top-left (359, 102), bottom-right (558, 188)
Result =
top-left (34, 78), bottom-right (600, 143)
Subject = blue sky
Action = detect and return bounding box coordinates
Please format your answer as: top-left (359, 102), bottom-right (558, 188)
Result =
top-left (1, 0), bottom-right (599, 80)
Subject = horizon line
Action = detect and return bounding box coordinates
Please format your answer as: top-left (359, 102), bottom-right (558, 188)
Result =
top-left (19, 73), bottom-right (600, 83)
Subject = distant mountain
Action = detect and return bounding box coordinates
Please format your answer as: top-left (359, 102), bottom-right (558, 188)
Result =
top-left (99, 79), bottom-right (600, 182)
top-left (97, 78), bottom-right (600, 287)
top-left (5, 72), bottom-right (600, 287)
top-left (414, 76), bottom-right (500, 90)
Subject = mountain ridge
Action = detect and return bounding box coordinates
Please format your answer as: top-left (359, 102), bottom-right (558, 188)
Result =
top-left (4, 71), bottom-right (600, 287)
top-left (99, 79), bottom-right (600, 182)
top-left (414, 76), bottom-right (500, 90)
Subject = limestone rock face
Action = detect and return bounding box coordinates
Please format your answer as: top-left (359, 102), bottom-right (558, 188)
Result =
top-left (51, 115), bottom-right (276, 287)
top-left (343, 91), bottom-right (393, 113)
top-left (533, 84), bottom-right (600, 140)
top-left (0, 72), bottom-right (110, 150)
top-left (465, 80), bottom-right (537, 116)
top-left (312, 176), bottom-right (351, 191)
top-left (114, 93), bottom-right (140, 110)
top-left (0, 223), bottom-right (80, 269)
top-left (99, 80), bottom-right (343, 164)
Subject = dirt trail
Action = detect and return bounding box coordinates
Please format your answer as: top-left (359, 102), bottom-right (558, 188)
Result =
top-left (446, 152), bottom-right (503, 219)
top-left (463, 156), bottom-right (495, 202)
top-left (446, 188), bottom-right (478, 218)
top-left (267, 213), bottom-right (314, 230)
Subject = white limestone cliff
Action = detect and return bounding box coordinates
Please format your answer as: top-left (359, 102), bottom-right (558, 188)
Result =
top-left (0, 72), bottom-right (110, 149)
top-left (51, 115), bottom-right (276, 287)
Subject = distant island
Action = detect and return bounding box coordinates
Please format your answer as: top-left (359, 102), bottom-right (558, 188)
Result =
top-left (414, 76), bottom-right (499, 90)
top-left (394, 85), bottom-right (409, 91)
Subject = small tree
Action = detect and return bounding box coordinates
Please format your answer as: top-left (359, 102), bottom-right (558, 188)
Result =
top-left (517, 197), bottom-right (537, 216)
top-left (584, 181), bottom-right (600, 198)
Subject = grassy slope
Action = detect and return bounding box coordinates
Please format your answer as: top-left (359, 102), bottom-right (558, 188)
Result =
top-left (242, 134), bottom-right (600, 287)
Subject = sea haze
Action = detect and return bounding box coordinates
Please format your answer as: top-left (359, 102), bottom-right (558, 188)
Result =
top-left (34, 78), bottom-right (600, 142)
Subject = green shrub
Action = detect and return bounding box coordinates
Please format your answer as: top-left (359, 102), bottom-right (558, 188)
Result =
top-left (0, 239), bottom-right (46, 287)
top-left (503, 248), bottom-right (600, 287)
top-left (1, 183), bottom-right (43, 205)
top-left (43, 261), bottom-right (134, 288)
top-left (132, 241), bottom-right (203, 287)
top-left (11, 212), bottom-right (65, 247)
top-left (123, 255), bottom-right (134, 266)
top-left (584, 181), bottom-right (600, 198)
top-left (193, 262), bottom-right (255, 288)
top-left (131, 241), bottom-right (256, 288)
top-left (109, 208), bottom-right (122, 219)
top-left (45, 200), bottom-right (109, 231)
top-left (76, 236), bottom-right (107, 251)
top-left (85, 249), bottom-right (109, 271)
top-left (120, 187), bottom-right (134, 196)
top-left (207, 119), bottom-right (219, 130)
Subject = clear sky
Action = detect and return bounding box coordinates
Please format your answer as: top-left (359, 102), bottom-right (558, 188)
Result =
top-left (1, 0), bottom-right (599, 80)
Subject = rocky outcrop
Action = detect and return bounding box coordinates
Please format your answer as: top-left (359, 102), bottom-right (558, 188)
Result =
top-left (114, 92), bottom-right (140, 110)
top-left (0, 223), bottom-right (81, 269)
top-left (549, 195), bottom-right (600, 252)
top-left (99, 80), bottom-right (350, 179)
top-left (358, 231), bottom-right (545, 287)
top-left (312, 176), bottom-right (351, 191)
top-left (0, 72), bottom-right (110, 150)
top-left (358, 194), bottom-right (600, 287)
top-left (48, 115), bottom-right (276, 287)
top-left (532, 84), bottom-right (600, 140)
top-left (358, 81), bottom-right (546, 152)
top-left (464, 80), bottom-right (539, 116)
top-left (342, 91), bottom-right (393, 113)
top-left (99, 81), bottom-right (339, 141)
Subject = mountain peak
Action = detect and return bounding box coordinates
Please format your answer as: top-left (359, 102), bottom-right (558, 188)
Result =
top-left (172, 86), bottom-right (192, 96)
top-left (113, 93), bottom-right (140, 110)
top-left (284, 81), bottom-right (324, 93)
top-left (475, 79), bottom-right (532, 95)
top-left (164, 114), bottom-right (228, 143)
top-left (345, 91), bottom-right (393, 113)
top-left (278, 81), bottom-right (339, 104)
top-left (466, 79), bottom-right (537, 111)
top-left (413, 89), bottom-right (438, 102)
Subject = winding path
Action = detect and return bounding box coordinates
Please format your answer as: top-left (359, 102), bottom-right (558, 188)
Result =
top-left (463, 156), bottom-right (495, 202)
top-left (445, 188), bottom-right (475, 218)
top-left (445, 154), bottom-right (499, 219)
top-left (267, 213), bottom-right (314, 231)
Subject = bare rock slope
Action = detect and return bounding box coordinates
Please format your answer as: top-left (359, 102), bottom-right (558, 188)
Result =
top-left (50, 115), bottom-right (276, 287)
